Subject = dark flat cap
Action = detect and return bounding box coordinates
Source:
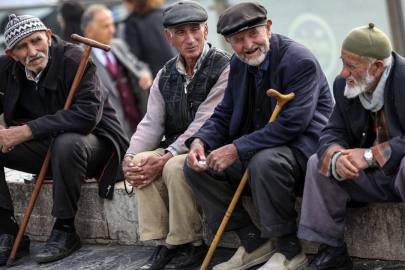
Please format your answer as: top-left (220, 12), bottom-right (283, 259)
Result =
top-left (217, 2), bottom-right (267, 37)
top-left (163, 0), bottom-right (208, 28)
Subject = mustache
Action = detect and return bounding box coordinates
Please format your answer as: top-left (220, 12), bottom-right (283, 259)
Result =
top-left (26, 52), bottom-right (45, 65)
top-left (242, 44), bottom-right (261, 53)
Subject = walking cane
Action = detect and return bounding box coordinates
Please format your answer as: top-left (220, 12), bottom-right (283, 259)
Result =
top-left (200, 89), bottom-right (295, 270)
top-left (7, 34), bottom-right (110, 267)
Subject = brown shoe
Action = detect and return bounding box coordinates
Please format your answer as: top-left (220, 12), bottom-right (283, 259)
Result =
top-left (213, 240), bottom-right (275, 270)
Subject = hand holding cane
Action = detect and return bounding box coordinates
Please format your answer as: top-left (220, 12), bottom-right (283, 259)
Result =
top-left (200, 89), bottom-right (295, 270)
top-left (7, 35), bottom-right (110, 267)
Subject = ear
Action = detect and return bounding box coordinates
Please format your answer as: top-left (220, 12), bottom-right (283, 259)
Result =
top-left (224, 36), bottom-right (230, 44)
top-left (370, 60), bottom-right (385, 77)
top-left (165, 29), bottom-right (174, 47)
top-left (5, 49), bottom-right (19, 62)
top-left (45, 29), bottom-right (52, 47)
top-left (265, 19), bottom-right (272, 39)
top-left (203, 22), bottom-right (208, 41)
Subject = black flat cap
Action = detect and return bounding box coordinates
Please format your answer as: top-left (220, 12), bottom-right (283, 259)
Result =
top-left (163, 0), bottom-right (208, 28)
top-left (217, 2), bottom-right (267, 37)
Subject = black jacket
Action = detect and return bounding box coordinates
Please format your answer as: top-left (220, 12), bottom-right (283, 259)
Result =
top-left (0, 35), bottom-right (129, 199)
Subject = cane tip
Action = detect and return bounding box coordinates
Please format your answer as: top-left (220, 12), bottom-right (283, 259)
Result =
top-left (6, 257), bottom-right (14, 267)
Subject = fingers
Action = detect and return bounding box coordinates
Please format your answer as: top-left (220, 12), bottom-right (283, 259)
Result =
top-left (337, 156), bottom-right (359, 179)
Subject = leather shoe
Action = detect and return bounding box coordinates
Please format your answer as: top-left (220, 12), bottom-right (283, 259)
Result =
top-left (138, 245), bottom-right (179, 270)
top-left (164, 242), bottom-right (208, 269)
top-left (304, 244), bottom-right (353, 270)
top-left (0, 234), bottom-right (30, 265)
top-left (259, 251), bottom-right (308, 270)
top-left (213, 239), bottom-right (275, 270)
top-left (35, 229), bottom-right (82, 263)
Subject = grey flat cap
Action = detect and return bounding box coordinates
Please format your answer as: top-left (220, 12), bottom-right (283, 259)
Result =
top-left (163, 0), bottom-right (208, 28)
top-left (217, 2), bottom-right (267, 37)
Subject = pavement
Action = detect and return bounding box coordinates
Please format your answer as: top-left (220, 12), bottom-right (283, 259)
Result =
top-left (1, 243), bottom-right (405, 270)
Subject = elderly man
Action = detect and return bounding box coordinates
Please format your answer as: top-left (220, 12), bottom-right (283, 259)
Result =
top-left (184, 2), bottom-right (333, 270)
top-left (122, 1), bottom-right (230, 269)
top-left (298, 24), bottom-right (403, 270)
top-left (0, 14), bottom-right (128, 264)
top-left (82, 4), bottom-right (153, 138)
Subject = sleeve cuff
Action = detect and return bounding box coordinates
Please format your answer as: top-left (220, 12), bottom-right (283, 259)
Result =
top-left (331, 151), bottom-right (345, 181)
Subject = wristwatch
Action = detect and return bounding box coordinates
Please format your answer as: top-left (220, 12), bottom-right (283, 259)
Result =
top-left (363, 149), bottom-right (373, 167)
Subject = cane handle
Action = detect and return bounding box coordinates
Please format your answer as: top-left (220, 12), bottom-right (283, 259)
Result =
top-left (266, 89), bottom-right (295, 107)
top-left (71, 34), bottom-right (111, 52)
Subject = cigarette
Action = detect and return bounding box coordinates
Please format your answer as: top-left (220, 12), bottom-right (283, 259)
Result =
top-left (199, 161), bottom-right (206, 165)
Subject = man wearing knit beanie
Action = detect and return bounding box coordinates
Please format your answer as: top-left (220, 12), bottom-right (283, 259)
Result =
top-left (0, 14), bottom-right (128, 264)
top-left (298, 23), bottom-right (405, 270)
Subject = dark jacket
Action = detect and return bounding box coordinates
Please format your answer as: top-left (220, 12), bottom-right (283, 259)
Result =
top-left (121, 7), bottom-right (176, 77)
top-left (0, 35), bottom-right (129, 199)
top-left (187, 33), bottom-right (333, 161)
top-left (318, 52), bottom-right (405, 175)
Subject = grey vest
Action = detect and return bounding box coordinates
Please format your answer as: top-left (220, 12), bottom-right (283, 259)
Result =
top-left (158, 46), bottom-right (231, 146)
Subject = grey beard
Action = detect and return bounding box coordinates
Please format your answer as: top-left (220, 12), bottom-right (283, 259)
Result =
top-left (344, 72), bottom-right (376, 99)
top-left (237, 40), bottom-right (270, 66)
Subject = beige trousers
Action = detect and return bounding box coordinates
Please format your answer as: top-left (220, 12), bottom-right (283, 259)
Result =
top-left (133, 148), bottom-right (203, 245)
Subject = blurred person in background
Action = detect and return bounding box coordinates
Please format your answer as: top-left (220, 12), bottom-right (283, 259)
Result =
top-left (119, 0), bottom-right (176, 77)
top-left (58, 0), bottom-right (85, 45)
top-left (82, 4), bottom-right (153, 138)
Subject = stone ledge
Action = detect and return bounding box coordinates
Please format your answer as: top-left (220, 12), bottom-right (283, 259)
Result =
top-left (7, 179), bottom-right (405, 261)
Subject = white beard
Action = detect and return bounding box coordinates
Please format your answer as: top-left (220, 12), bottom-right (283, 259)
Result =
top-left (344, 71), bottom-right (376, 99)
top-left (236, 39), bottom-right (270, 66)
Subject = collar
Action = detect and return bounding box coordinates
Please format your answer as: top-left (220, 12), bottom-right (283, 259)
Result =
top-left (93, 47), bottom-right (116, 67)
top-left (176, 42), bottom-right (209, 81)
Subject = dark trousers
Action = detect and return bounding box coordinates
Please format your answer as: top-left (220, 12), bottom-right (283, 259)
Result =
top-left (298, 154), bottom-right (404, 247)
top-left (0, 132), bottom-right (110, 219)
top-left (184, 145), bottom-right (307, 238)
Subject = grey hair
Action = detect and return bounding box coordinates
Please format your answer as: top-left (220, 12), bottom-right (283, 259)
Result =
top-left (360, 55), bottom-right (392, 69)
top-left (81, 4), bottom-right (109, 33)
top-left (165, 22), bottom-right (206, 37)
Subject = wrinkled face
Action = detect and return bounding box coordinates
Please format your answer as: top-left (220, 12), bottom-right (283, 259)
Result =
top-left (227, 20), bottom-right (272, 67)
top-left (165, 23), bottom-right (208, 62)
top-left (85, 9), bottom-right (115, 45)
top-left (340, 49), bottom-right (377, 98)
top-left (6, 30), bottom-right (52, 75)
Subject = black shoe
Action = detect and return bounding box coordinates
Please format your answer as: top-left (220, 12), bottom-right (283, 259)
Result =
top-left (35, 229), bottom-right (82, 263)
top-left (138, 245), bottom-right (179, 270)
top-left (304, 244), bottom-right (353, 270)
top-left (0, 234), bottom-right (30, 265)
top-left (164, 242), bottom-right (208, 270)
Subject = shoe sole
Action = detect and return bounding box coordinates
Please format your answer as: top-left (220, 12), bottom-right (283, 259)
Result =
top-left (36, 241), bottom-right (82, 263)
top-left (232, 249), bottom-right (275, 270)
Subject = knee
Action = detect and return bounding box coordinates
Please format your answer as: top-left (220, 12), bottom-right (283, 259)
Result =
top-left (52, 133), bottom-right (86, 157)
top-left (248, 147), bottom-right (285, 172)
top-left (163, 155), bottom-right (186, 185)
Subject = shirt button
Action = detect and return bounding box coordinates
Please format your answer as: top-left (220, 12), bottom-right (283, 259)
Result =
top-left (378, 126), bottom-right (382, 130)
top-left (362, 133), bottom-right (366, 136)
top-left (256, 108), bottom-right (261, 112)
top-left (256, 125), bottom-right (260, 129)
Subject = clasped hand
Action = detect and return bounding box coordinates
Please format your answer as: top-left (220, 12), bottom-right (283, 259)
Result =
top-left (336, 148), bottom-right (370, 180)
top-left (0, 125), bottom-right (33, 153)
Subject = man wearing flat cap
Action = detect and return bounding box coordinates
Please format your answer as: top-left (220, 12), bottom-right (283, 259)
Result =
top-left (184, 2), bottom-right (333, 270)
top-left (122, 1), bottom-right (231, 269)
top-left (298, 23), bottom-right (405, 270)
top-left (0, 14), bottom-right (128, 264)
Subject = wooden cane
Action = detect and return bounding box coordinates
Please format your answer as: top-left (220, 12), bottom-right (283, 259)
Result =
top-left (200, 89), bottom-right (295, 270)
top-left (7, 35), bottom-right (110, 267)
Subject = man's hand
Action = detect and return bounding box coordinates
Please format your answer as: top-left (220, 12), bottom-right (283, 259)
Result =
top-left (335, 148), bottom-right (370, 179)
top-left (206, 144), bottom-right (239, 172)
top-left (138, 72), bottom-right (153, 90)
top-left (124, 153), bottom-right (172, 189)
top-left (187, 139), bottom-right (208, 172)
top-left (0, 125), bottom-right (33, 153)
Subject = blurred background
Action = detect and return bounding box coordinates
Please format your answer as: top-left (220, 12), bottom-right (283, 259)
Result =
top-left (0, 0), bottom-right (404, 88)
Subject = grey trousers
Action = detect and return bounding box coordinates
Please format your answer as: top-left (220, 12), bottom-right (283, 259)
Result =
top-left (0, 132), bottom-right (110, 219)
top-left (298, 154), bottom-right (404, 247)
top-left (184, 145), bottom-right (307, 238)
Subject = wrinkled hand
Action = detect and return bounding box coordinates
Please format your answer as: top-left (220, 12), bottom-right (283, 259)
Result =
top-left (125, 153), bottom-right (172, 189)
top-left (0, 125), bottom-right (33, 153)
top-left (122, 155), bottom-right (138, 183)
top-left (336, 148), bottom-right (369, 179)
top-left (207, 144), bottom-right (239, 172)
top-left (138, 72), bottom-right (153, 90)
top-left (187, 139), bottom-right (208, 172)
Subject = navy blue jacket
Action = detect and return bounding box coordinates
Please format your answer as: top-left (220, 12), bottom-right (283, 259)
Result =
top-left (187, 33), bottom-right (333, 160)
top-left (318, 52), bottom-right (405, 175)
